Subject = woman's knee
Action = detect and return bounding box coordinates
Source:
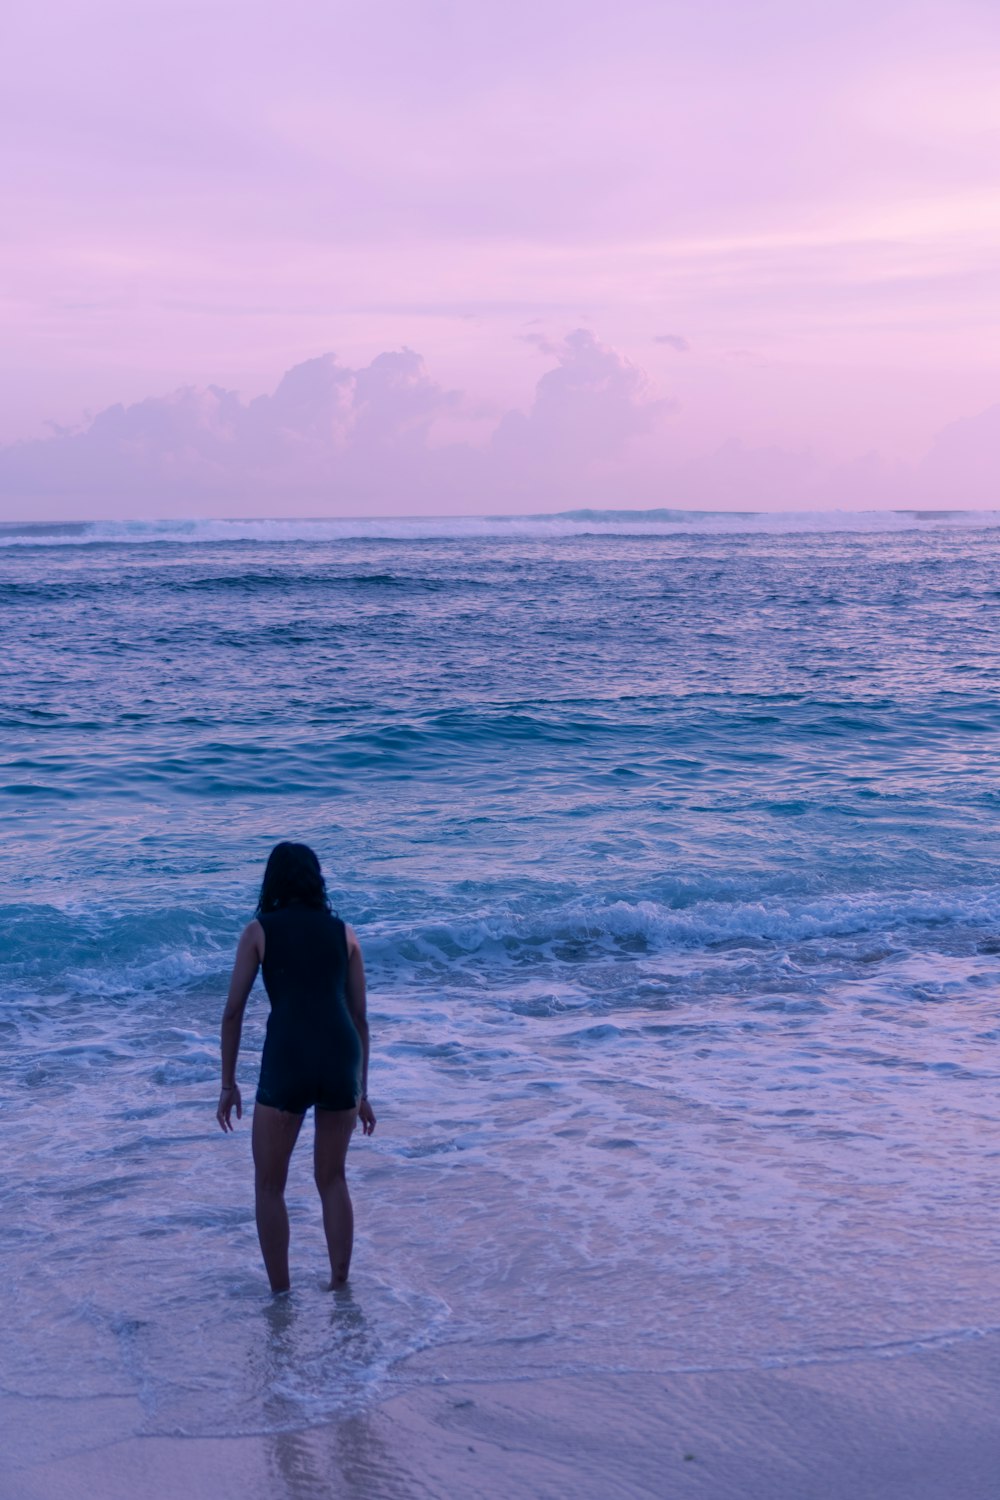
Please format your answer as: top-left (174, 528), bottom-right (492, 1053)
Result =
top-left (255, 1167), bottom-right (288, 1196)
top-left (315, 1163), bottom-right (347, 1191)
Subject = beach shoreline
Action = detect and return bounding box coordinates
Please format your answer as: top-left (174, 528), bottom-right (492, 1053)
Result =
top-left (6, 527), bottom-right (1000, 1498)
top-left (6, 1333), bottom-right (1000, 1500)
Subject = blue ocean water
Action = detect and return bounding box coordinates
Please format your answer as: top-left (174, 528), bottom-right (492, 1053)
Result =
top-left (3, 509), bottom-right (1000, 1448)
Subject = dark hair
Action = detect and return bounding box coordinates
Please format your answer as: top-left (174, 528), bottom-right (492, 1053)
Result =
top-left (256, 841), bottom-right (331, 916)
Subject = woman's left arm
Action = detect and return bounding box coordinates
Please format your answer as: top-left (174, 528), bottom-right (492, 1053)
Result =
top-left (345, 926), bottom-right (376, 1136)
top-left (217, 920), bottom-right (264, 1132)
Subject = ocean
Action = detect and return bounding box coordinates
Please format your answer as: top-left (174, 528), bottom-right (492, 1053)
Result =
top-left (3, 509), bottom-right (1000, 1457)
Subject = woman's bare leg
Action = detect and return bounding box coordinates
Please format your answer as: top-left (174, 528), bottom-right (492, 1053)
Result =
top-left (314, 1107), bottom-right (357, 1288)
top-left (252, 1102), bottom-right (304, 1292)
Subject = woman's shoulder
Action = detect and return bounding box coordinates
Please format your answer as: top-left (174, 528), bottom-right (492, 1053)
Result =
top-left (238, 917), bottom-right (265, 961)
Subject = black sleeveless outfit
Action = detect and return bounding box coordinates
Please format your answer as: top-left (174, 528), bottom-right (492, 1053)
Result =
top-left (255, 905), bottom-right (362, 1114)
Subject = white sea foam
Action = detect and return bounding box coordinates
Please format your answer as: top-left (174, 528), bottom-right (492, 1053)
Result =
top-left (6, 883), bottom-right (1000, 1006)
top-left (3, 507), bottom-right (1000, 547)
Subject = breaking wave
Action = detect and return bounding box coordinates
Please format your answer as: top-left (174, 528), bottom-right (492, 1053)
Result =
top-left (4, 507), bottom-right (1000, 548)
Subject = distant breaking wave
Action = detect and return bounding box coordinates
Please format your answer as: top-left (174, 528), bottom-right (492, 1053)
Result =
top-left (3, 508), bottom-right (1000, 547)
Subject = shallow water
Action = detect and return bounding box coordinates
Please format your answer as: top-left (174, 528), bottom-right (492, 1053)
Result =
top-left (3, 509), bottom-right (1000, 1443)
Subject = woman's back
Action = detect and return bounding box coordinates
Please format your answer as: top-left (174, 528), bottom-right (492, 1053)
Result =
top-left (260, 904), bottom-right (349, 1018)
top-left (256, 905), bottom-right (361, 1114)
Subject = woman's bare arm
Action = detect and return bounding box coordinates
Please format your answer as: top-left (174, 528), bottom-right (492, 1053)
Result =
top-left (345, 925), bottom-right (376, 1134)
top-left (217, 920), bottom-right (264, 1131)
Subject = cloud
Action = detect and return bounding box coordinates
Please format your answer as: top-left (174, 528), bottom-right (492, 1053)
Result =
top-left (7, 326), bottom-right (1000, 518)
top-left (493, 330), bottom-right (673, 467)
top-left (0, 350), bottom-right (461, 510)
top-left (652, 334), bottom-right (690, 352)
top-left (0, 332), bottom-right (672, 516)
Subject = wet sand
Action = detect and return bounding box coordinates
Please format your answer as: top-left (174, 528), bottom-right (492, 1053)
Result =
top-left (5, 1333), bottom-right (1000, 1500)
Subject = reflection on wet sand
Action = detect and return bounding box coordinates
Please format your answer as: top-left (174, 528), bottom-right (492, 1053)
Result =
top-left (259, 1286), bottom-right (416, 1499)
top-left (266, 1411), bottom-right (417, 1500)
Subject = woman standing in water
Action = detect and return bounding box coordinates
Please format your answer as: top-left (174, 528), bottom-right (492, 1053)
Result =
top-left (216, 842), bottom-right (376, 1293)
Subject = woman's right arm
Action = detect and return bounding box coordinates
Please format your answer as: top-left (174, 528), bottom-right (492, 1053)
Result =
top-left (217, 919), bottom-right (264, 1132)
top-left (346, 926), bottom-right (376, 1135)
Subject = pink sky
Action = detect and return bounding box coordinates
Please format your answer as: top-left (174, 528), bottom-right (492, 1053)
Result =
top-left (3, 0), bottom-right (1000, 516)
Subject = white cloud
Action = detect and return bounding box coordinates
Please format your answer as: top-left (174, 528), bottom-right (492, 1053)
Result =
top-left (0, 332), bottom-right (670, 516)
top-left (492, 330), bottom-right (672, 466)
top-left (4, 330), bottom-right (1000, 518)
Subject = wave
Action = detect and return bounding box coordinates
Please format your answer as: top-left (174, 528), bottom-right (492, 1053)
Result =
top-left (368, 885), bottom-right (1000, 973)
top-left (4, 883), bottom-right (999, 1007)
top-left (173, 568), bottom-right (454, 594)
top-left (10, 688), bottom-right (1000, 799)
top-left (4, 508), bottom-right (1000, 548)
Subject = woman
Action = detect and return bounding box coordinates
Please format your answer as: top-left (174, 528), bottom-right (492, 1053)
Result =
top-left (216, 842), bottom-right (376, 1293)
